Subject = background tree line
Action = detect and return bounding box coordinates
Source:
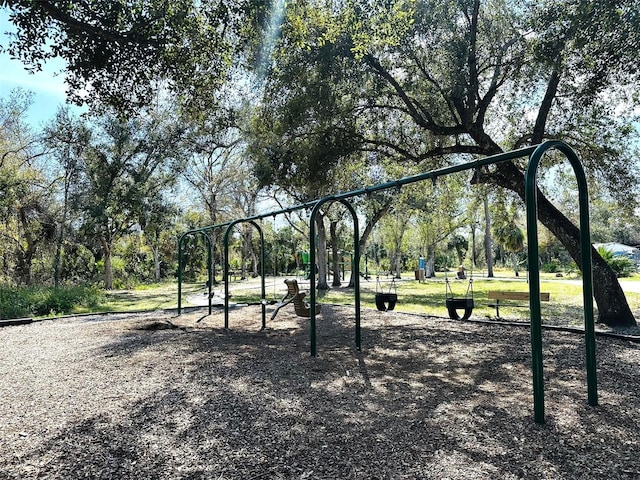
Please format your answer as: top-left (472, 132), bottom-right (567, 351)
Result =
top-left (1, 0), bottom-right (639, 326)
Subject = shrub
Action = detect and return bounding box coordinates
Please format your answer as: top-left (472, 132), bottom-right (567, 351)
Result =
top-left (606, 257), bottom-right (636, 278)
top-left (541, 259), bottom-right (561, 273)
top-left (0, 287), bottom-right (30, 319)
top-left (596, 247), bottom-right (637, 278)
top-left (0, 285), bottom-right (105, 319)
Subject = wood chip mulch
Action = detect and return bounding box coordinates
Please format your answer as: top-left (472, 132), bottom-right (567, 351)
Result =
top-left (1, 305), bottom-right (639, 479)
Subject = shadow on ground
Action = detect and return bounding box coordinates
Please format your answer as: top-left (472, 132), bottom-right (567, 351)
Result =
top-left (0, 306), bottom-right (638, 479)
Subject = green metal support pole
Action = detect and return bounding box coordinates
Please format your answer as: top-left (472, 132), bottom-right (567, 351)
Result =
top-left (206, 234), bottom-right (212, 316)
top-left (223, 220), bottom-right (267, 331)
top-left (526, 140), bottom-right (598, 424)
top-left (551, 142), bottom-right (598, 406)
top-left (309, 200), bottom-right (323, 357)
top-left (177, 233), bottom-right (186, 315)
top-left (343, 202), bottom-right (361, 351)
top-left (249, 220), bottom-right (267, 330)
top-left (223, 222), bottom-right (236, 330)
top-left (309, 198), bottom-right (361, 356)
top-left (525, 155), bottom-right (545, 424)
top-left (353, 236), bottom-right (361, 351)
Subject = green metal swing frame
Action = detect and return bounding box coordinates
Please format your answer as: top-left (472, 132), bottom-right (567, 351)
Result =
top-left (176, 140), bottom-right (598, 424)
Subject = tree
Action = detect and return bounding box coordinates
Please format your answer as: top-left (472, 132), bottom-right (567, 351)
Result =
top-left (7, 0), bottom-right (639, 325)
top-left (1, 0), bottom-right (244, 114)
top-left (483, 193), bottom-right (494, 278)
top-left (253, 0), bottom-right (639, 326)
top-left (493, 195), bottom-right (525, 276)
top-left (0, 89), bottom-right (56, 285)
top-left (182, 121), bottom-right (254, 283)
top-left (139, 197), bottom-right (180, 283)
top-left (248, 86), bottom-right (360, 289)
top-left (405, 175), bottom-right (467, 277)
top-left (229, 166), bottom-right (264, 280)
top-left (380, 205), bottom-right (411, 279)
top-left (51, 109), bottom-right (189, 288)
top-left (44, 107), bottom-right (90, 286)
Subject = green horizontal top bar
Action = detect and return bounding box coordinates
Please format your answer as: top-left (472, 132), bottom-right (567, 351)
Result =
top-left (181, 145), bottom-right (537, 237)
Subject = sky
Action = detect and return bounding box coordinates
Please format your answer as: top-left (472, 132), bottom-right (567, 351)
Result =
top-left (0, 12), bottom-right (83, 128)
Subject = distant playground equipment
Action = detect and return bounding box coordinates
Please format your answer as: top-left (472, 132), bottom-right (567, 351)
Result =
top-left (445, 267), bottom-right (474, 320)
top-left (176, 140), bottom-right (598, 424)
top-left (271, 279), bottom-right (322, 319)
top-left (415, 256), bottom-right (426, 282)
top-left (300, 251), bottom-right (311, 279)
top-left (375, 276), bottom-right (398, 312)
top-left (330, 251), bottom-right (353, 281)
top-left (301, 250), bottom-right (352, 281)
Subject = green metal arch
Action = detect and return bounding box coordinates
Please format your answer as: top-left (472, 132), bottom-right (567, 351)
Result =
top-left (223, 219), bottom-right (267, 330)
top-left (525, 140), bottom-right (598, 424)
top-left (309, 197), bottom-right (360, 357)
top-left (177, 230), bottom-right (214, 315)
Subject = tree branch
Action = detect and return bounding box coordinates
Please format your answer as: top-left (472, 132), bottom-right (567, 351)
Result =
top-left (30, 1), bottom-right (159, 46)
top-left (466, 0), bottom-right (481, 125)
top-left (532, 66), bottom-right (562, 143)
top-left (363, 53), bottom-right (431, 130)
top-left (410, 54), bottom-right (461, 126)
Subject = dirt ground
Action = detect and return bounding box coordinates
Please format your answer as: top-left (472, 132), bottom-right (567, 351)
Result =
top-left (1, 305), bottom-right (639, 479)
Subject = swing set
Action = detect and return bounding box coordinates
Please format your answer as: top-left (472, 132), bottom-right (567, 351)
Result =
top-left (176, 140), bottom-right (597, 424)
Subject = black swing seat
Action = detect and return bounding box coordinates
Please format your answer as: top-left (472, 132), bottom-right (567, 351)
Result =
top-left (446, 297), bottom-right (474, 320)
top-left (375, 292), bottom-right (398, 311)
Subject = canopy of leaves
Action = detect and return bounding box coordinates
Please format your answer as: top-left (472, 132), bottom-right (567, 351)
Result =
top-left (248, 0), bottom-right (640, 203)
top-left (1, 0), bottom-right (245, 114)
top-left (44, 108), bottom-right (189, 248)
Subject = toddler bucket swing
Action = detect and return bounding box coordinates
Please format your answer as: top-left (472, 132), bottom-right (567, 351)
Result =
top-left (375, 275), bottom-right (398, 311)
top-left (445, 268), bottom-right (474, 320)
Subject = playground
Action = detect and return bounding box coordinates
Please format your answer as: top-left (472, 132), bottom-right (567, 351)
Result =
top-left (2, 141), bottom-right (636, 478)
top-left (0, 305), bottom-right (638, 479)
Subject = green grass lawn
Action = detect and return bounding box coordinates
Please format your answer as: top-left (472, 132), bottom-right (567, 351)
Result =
top-left (72, 282), bottom-right (203, 314)
top-left (52, 269), bottom-right (640, 334)
top-left (189, 270), bottom-right (640, 329)
top-left (316, 275), bottom-right (592, 325)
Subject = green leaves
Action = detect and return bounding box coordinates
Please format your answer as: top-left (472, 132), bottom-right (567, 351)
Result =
top-left (283, 0), bottom-right (415, 58)
top-left (2, 0), bottom-right (237, 114)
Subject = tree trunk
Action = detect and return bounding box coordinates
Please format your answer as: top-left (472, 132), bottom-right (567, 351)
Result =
top-left (209, 232), bottom-right (219, 285)
top-left (153, 243), bottom-right (161, 282)
top-left (330, 220), bottom-right (341, 287)
top-left (16, 208), bottom-right (35, 286)
top-left (251, 249), bottom-right (259, 277)
top-left (424, 244), bottom-right (436, 278)
top-left (512, 252), bottom-right (520, 277)
top-left (475, 161), bottom-right (636, 327)
top-left (348, 199), bottom-right (393, 287)
top-left (240, 246), bottom-right (248, 281)
top-left (315, 213), bottom-right (329, 290)
top-left (470, 223), bottom-right (478, 268)
top-left (150, 228), bottom-right (161, 282)
top-left (15, 247), bottom-right (34, 286)
top-left (101, 236), bottom-right (113, 290)
top-left (53, 190), bottom-right (69, 287)
top-left (483, 195), bottom-right (494, 277)
top-left (392, 252), bottom-right (402, 279)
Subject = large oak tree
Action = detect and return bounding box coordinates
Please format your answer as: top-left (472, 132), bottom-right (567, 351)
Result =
top-left (250, 0), bottom-right (639, 326)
